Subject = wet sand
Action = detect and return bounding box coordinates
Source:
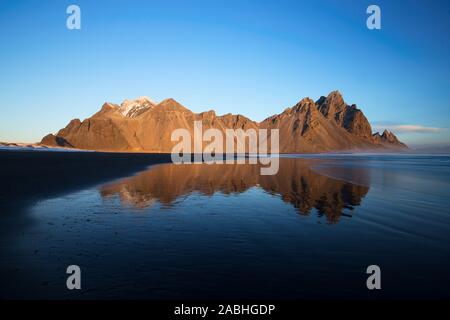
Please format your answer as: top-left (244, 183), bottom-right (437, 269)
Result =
top-left (0, 150), bottom-right (172, 215)
top-left (1, 152), bottom-right (449, 299)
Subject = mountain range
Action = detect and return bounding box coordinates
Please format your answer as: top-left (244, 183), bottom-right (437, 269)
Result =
top-left (41, 91), bottom-right (407, 153)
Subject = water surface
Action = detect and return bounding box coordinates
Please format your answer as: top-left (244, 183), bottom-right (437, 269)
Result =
top-left (1, 154), bottom-right (449, 299)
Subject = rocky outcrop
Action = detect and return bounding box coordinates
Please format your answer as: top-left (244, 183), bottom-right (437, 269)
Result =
top-left (260, 97), bottom-right (370, 153)
top-left (40, 134), bottom-right (73, 148)
top-left (40, 91), bottom-right (407, 153)
top-left (317, 91), bottom-right (373, 139)
top-left (372, 130), bottom-right (408, 148)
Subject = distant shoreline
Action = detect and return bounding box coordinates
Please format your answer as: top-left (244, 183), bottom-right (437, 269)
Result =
top-left (2, 144), bottom-right (447, 155)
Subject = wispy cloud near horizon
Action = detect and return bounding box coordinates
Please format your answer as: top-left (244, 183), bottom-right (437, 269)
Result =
top-left (371, 122), bottom-right (447, 134)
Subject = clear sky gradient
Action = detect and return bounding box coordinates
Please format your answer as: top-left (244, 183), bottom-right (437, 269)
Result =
top-left (1, 0), bottom-right (449, 145)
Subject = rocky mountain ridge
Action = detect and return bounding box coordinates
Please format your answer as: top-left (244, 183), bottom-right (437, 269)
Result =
top-left (41, 91), bottom-right (407, 153)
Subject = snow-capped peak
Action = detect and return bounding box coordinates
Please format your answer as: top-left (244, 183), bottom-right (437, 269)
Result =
top-left (119, 96), bottom-right (156, 118)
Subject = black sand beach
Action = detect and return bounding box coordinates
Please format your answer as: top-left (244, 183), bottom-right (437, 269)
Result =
top-left (0, 150), bottom-right (172, 213)
top-left (1, 151), bottom-right (449, 300)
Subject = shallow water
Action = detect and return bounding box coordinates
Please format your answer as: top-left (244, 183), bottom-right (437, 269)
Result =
top-left (1, 155), bottom-right (449, 299)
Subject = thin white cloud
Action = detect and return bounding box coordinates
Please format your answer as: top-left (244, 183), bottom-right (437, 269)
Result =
top-left (372, 123), bottom-right (447, 134)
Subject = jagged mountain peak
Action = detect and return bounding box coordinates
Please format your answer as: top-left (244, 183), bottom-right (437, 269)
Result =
top-left (317, 90), bottom-right (346, 118)
top-left (294, 97), bottom-right (316, 109)
top-left (381, 129), bottom-right (403, 144)
top-left (371, 129), bottom-right (407, 148)
top-left (327, 90), bottom-right (344, 101)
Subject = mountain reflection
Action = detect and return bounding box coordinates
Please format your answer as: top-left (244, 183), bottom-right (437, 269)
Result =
top-left (100, 158), bottom-right (370, 223)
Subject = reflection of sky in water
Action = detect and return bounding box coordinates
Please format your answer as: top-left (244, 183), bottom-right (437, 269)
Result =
top-left (1, 156), bottom-right (450, 299)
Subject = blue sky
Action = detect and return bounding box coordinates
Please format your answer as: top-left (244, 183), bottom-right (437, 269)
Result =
top-left (0, 0), bottom-right (449, 145)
